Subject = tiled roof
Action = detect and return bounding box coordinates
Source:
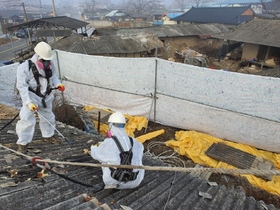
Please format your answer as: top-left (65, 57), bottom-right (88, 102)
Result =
top-left (0, 118), bottom-right (277, 210)
top-left (213, 17), bottom-right (280, 48)
top-left (172, 6), bottom-right (254, 25)
top-left (96, 24), bottom-right (229, 38)
top-left (54, 34), bottom-right (164, 55)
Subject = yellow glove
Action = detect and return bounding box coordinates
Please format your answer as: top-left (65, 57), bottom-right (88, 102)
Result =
top-left (27, 103), bottom-right (38, 112)
top-left (57, 84), bottom-right (65, 92)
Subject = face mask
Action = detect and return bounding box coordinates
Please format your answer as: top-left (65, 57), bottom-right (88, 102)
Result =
top-left (37, 60), bottom-right (50, 70)
top-left (107, 130), bottom-right (112, 138)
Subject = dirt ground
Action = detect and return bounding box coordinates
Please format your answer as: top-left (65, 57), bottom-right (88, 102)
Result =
top-left (1, 103), bottom-right (280, 208)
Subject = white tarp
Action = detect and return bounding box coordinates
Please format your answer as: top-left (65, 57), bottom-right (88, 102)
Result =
top-left (156, 59), bottom-right (280, 122)
top-left (0, 63), bottom-right (20, 108)
top-left (56, 51), bottom-right (155, 116)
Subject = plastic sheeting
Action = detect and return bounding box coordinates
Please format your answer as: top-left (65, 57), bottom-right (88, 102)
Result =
top-left (55, 50), bottom-right (280, 152)
top-left (0, 63), bottom-right (20, 108)
top-left (56, 51), bottom-right (155, 117)
top-left (156, 59), bottom-right (280, 122)
top-left (165, 130), bottom-right (280, 196)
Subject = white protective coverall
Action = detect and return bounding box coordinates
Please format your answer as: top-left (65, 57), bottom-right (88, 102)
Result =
top-left (16, 54), bottom-right (61, 145)
top-left (91, 124), bottom-right (145, 189)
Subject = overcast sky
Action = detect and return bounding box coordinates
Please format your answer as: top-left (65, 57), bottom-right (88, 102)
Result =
top-left (6, 0), bottom-right (260, 7)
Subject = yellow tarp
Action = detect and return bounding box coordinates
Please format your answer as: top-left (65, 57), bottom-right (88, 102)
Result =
top-left (136, 129), bottom-right (165, 144)
top-left (166, 130), bottom-right (280, 196)
top-left (85, 106), bottom-right (163, 142)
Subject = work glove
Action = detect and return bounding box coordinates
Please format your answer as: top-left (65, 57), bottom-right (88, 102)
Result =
top-left (27, 103), bottom-right (38, 112)
top-left (57, 84), bottom-right (65, 92)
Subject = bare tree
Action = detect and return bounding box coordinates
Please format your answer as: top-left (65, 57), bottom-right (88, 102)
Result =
top-left (174, 0), bottom-right (188, 11)
top-left (193, 0), bottom-right (211, 7)
top-left (260, 0), bottom-right (280, 18)
top-left (125, 0), bottom-right (165, 14)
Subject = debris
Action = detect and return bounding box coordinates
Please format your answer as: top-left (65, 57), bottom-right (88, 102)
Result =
top-left (9, 169), bottom-right (18, 178)
top-left (199, 191), bottom-right (213, 199)
top-left (37, 169), bottom-right (48, 178)
top-left (175, 47), bottom-right (208, 67)
top-left (4, 154), bottom-right (17, 164)
top-left (7, 130), bottom-right (16, 135)
top-left (120, 205), bottom-right (133, 210)
top-left (52, 167), bottom-right (67, 175)
top-left (208, 181), bottom-right (218, 186)
top-left (0, 182), bottom-right (18, 188)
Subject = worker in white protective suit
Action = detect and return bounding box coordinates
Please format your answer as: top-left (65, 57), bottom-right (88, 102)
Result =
top-left (16, 41), bottom-right (65, 153)
top-left (91, 112), bottom-right (145, 189)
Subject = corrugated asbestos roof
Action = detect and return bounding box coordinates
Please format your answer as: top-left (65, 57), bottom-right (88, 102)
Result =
top-left (96, 24), bottom-right (230, 38)
top-left (6, 16), bottom-right (89, 31)
top-left (213, 17), bottom-right (280, 48)
top-left (0, 118), bottom-right (278, 210)
top-left (54, 34), bottom-right (164, 55)
top-left (172, 6), bottom-right (254, 25)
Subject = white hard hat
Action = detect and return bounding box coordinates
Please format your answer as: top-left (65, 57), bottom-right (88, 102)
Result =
top-left (108, 111), bottom-right (126, 124)
top-left (34, 41), bottom-right (53, 60)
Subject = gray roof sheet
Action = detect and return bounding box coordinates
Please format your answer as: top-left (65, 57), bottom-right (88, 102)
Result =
top-left (6, 16), bottom-right (89, 31)
top-left (213, 17), bottom-right (280, 48)
top-left (0, 118), bottom-right (278, 210)
top-left (172, 6), bottom-right (254, 25)
top-left (96, 24), bottom-right (229, 38)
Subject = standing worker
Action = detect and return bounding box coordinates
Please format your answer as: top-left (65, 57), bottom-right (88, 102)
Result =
top-left (91, 111), bottom-right (145, 189)
top-left (16, 41), bottom-right (65, 153)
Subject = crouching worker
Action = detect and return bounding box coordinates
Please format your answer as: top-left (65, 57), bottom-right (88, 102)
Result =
top-left (16, 42), bottom-right (65, 153)
top-left (91, 111), bottom-right (145, 189)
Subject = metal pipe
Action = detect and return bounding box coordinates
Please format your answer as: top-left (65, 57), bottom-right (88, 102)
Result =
top-left (36, 110), bottom-right (71, 145)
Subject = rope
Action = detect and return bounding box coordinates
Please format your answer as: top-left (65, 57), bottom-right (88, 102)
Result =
top-left (145, 141), bottom-right (186, 167)
top-left (1, 144), bottom-right (280, 177)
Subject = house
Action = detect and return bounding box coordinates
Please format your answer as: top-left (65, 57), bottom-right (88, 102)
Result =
top-left (54, 33), bottom-right (164, 58)
top-left (172, 6), bottom-right (254, 26)
top-left (95, 24), bottom-right (229, 59)
top-left (105, 10), bottom-right (129, 21)
top-left (213, 17), bottom-right (280, 67)
top-left (153, 12), bottom-right (183, 25)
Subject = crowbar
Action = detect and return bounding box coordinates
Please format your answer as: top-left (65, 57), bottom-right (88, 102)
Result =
top-left (36, 110), bottom-right (71, 145)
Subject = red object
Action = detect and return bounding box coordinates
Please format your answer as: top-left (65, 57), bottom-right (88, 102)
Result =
top-left (31, 156), bottom-right (51, 170)
top-left (57, 84), bottom-right (65, 92)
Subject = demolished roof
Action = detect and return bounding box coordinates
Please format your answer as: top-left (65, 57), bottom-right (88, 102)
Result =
top-left (172, 6), bottom-right (254, 25)
top-left (213, 17), bottom-right (280, 48)
top-left (95, 23), bottom-right (229, 38)
top-left (54, 33), bottom-right (164, 55)
top-left (0, 118), bottom-right (278, 210)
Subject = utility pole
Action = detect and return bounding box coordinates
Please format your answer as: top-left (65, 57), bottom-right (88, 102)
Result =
top-left (22, 2), bottom-right (32, 46)
top-left (52, 0), bottom-right (57, 17)
top-left (39, 0), bottom-right (43, 18)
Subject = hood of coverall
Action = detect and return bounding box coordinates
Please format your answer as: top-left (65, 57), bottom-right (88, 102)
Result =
top-left (109, 122), bottom-right (130, 146)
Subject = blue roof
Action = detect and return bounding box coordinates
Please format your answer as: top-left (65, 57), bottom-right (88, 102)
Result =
top-left (167, 13), bottom-right (183, 19)
top-left (172, 6), bottom-right (254, 25)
